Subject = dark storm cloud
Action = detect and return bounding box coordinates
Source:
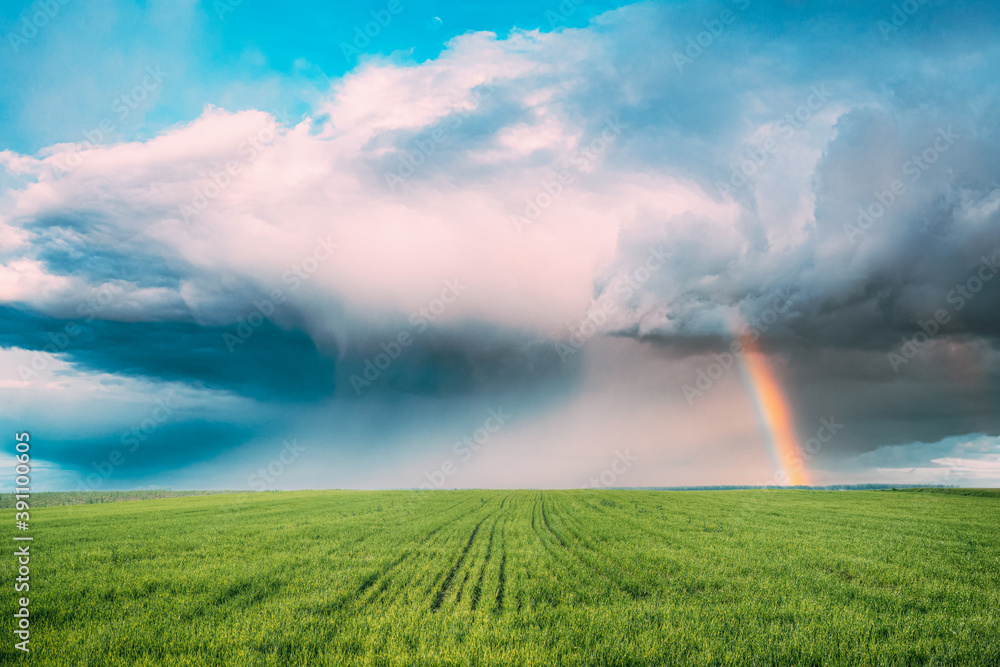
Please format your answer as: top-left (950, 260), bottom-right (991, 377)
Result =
top-left (46, 420), bottom-right (259, 478)
top-left (0, 302), bottom-right (581, 405)
top-left (334, 323), bottom-right (582, 398)
top-left (776, 341), bottom-right (1000, 461)
top-left (0, 305), bottom-right (337, 401)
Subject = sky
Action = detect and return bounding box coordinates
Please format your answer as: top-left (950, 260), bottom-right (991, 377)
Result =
top-left (1, 0), bottom-right (999, 491)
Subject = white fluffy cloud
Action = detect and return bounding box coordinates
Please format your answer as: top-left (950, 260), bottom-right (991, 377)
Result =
top-left (0, 21), bottom-right (748, 348)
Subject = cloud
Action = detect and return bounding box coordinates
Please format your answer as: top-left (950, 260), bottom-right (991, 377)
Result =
top-left (842, 433), bottom-right (1000, 486)
top-left (0, 306), bottom-right (337, 401)
top-left (2, 1), bottom-right (999, 486)
top-left (2, 4), bottom-right (999, 353)
top-left (0, 345), bottom-right (269, 490)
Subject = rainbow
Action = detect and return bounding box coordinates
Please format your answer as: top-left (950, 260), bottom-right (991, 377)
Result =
top-left (737, 332), bottom-right (810, 486)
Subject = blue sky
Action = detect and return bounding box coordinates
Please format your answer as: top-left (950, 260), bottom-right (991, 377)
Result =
top-left (1, 0), bottom-right (999, 491)
top-left (0, 0), bottom-right (621, 154)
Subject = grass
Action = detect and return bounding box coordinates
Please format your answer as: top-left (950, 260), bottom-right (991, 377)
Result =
top-left (885, 487), bottom-right (1000, 498)
top-left (3, 489), bottom-right (999, 666)
top-left (0, 489), bottom-right (238, 508)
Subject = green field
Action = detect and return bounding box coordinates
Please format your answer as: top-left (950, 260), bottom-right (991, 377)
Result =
top-left (4, 490), bottom-right (999, 666)
top-left (0, 490), bottom-right (237, 509)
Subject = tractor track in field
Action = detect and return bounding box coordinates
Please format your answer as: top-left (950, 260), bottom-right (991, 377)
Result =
top-left (551, 499), bottom-right (651, 599)
top-left (454, 568), bottom-right (473, 604)
top-left (495, 495), bottom-right (513, 612)
top-left (355, 550), bottom-right (410, 597)
top-left (334, 501), bottom-right (482, 611)
top-left (576, 494), bottom-right (709, 559)
top-left (469, 514), bottom-right (498, 610)
top-left (369, 503), bottom-right (488, 607)
top-left (469, 494), bottom-right (511, 611)
top-left (431, 517), bottom-right (488, 611)
top-left (530, 496), bottom-right (582, 588)
top-left (495, 495), bottom-right (512, 608)
top-left (495, 549), bottom-right (507, 611)
top-left (533, 492), bottom-right (641, 600)
top-left (540, 492), bottom-right (568, 547)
